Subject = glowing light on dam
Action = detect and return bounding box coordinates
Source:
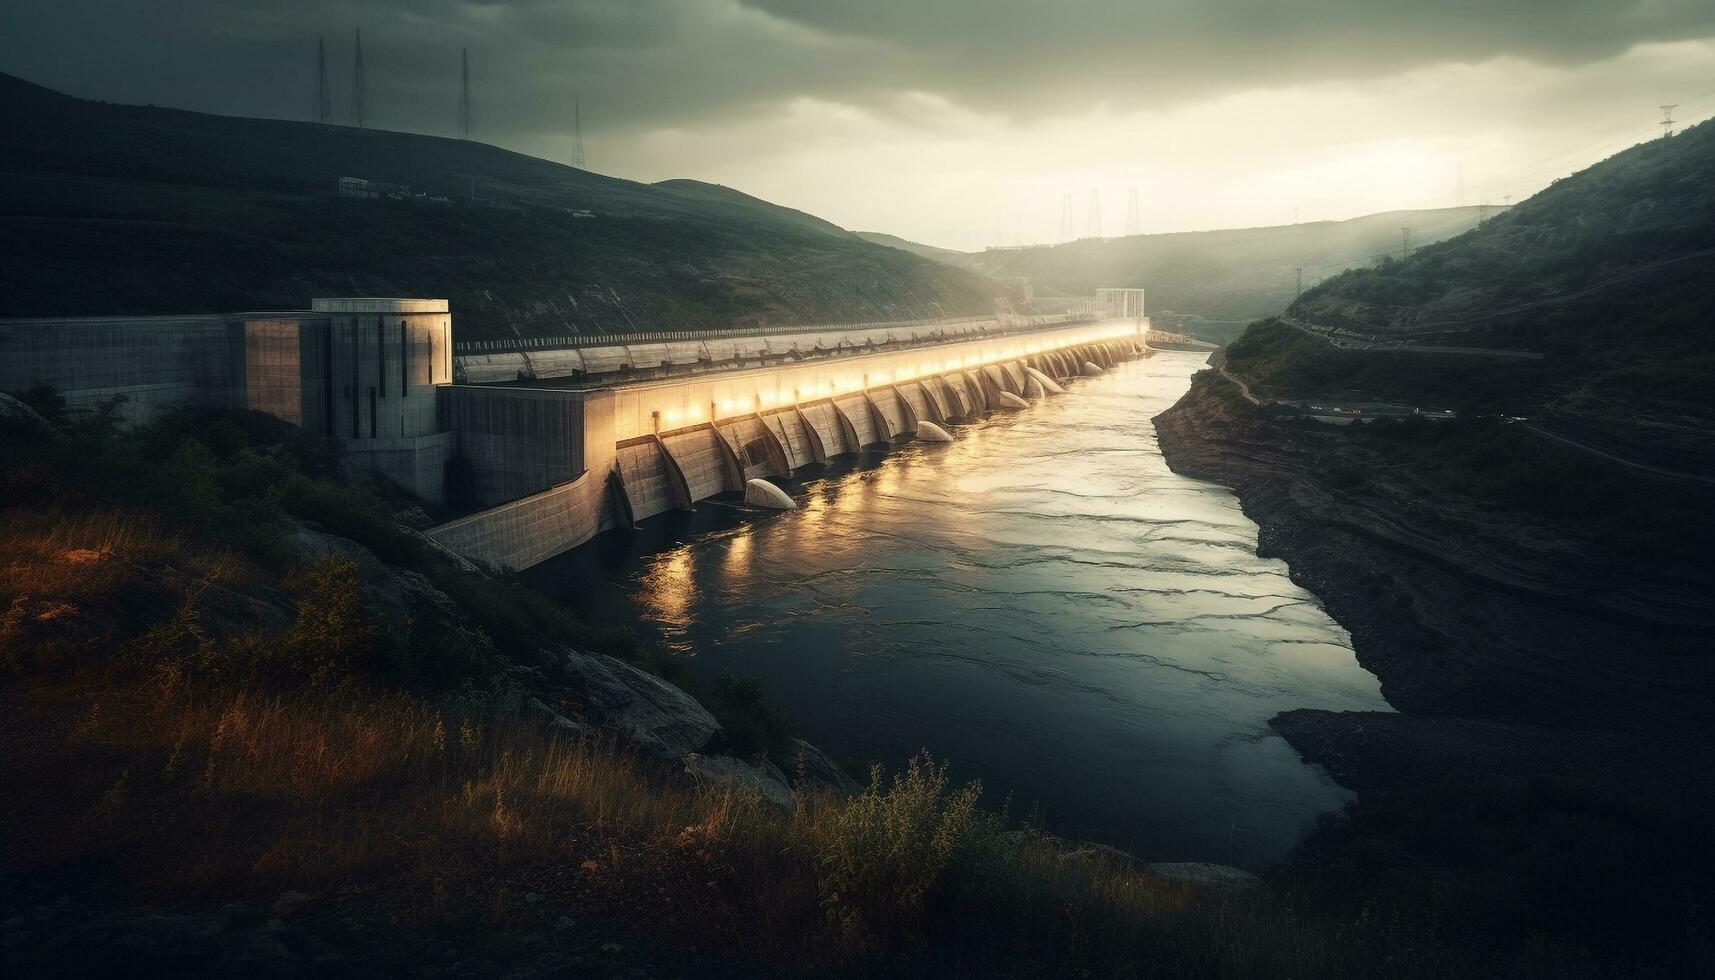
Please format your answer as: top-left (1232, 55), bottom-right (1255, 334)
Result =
top-left (430, 316), bottom-right (1148, 570)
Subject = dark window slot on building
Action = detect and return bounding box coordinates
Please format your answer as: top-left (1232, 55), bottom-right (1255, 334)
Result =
top-left (369, 386), bottom-right (378, 437)
top-left (377, 317), bottom-right (387, 397)
top-left (323, 326), bottom-right (336, 436)
top-left (351, 325), bottom-right (361, 437)
top-left (400, 320), bottom-right (409, 394)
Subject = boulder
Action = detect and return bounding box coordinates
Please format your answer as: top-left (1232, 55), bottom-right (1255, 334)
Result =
top-left (0, 391), bottom-right (53, 431)
top-left (743, 478), bottom-right (795, 510)
top-left (916, 420), bottom-right (954, 442)
top-left (683, 753), bottom-right (795, 809)
top-left (1058, 842), bottom-right (1143, 870)
top-left (782, 737), bottom-right (862, 795)
top-left (556, 649), bottom-right (721, 763)
top-left (284, 523), bottom-right (487, 654)
top-left (1145, 862), bottom-right (1260, 890)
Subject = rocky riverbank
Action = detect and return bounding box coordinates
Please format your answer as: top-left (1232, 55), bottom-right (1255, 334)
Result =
top-left (1153, 369), bottom-right (1715, 738)
top-left (1152, 367), bottom-right (1715, 972)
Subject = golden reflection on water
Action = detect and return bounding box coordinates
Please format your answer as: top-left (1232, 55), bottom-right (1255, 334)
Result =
top-left (722, 531), bottom-right (752, 577)
top-left (640, 544), bottom-right (698, 650)
top-left (873, 460), bottom-right (901, 499)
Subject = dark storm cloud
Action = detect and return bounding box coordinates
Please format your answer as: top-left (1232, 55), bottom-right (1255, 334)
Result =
top-left (5, 0), bottom-right (1714, 145)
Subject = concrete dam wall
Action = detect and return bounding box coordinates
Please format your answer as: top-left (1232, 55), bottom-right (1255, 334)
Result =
top-left (0, 295), bottom-right (1145, 572)
top-left (427, 319), bottom-right (1147, 570)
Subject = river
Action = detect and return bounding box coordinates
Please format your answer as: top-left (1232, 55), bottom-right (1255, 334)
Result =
top-left (531, 351), bottom-right (1390, 865)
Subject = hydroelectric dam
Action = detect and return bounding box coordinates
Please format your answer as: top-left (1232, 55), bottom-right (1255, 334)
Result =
top-left (0, 292), bottom-right (1150, 570)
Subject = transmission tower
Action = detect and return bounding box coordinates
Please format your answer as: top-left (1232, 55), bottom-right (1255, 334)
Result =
top-left (1085, 189), bottom-right (1102, 240)
top-left (350, 29), bottom-right (367, 128)
top-left (1058, 192), bottom-right (1073, 243)
top-left (1125, 188), bottom-right (1141, 237)
top-left (1294, 266), bottom-right (1304, 299)
top-left (459, 48), bottom-right (471, 139)
top-left (1660, 104), bottom-right (1678, 138)
top-left (571, 98), bottom-right (587, 169)
top-left (1400, 227), bottom-right (1412, 261)
top-left (313, 36), bottom-right (332, 123)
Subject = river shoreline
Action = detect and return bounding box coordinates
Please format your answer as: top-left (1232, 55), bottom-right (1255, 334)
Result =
top-left (1151, 365), bottom-right (1715, 802)
top-left (533, 354), bottom-right (1386, 866)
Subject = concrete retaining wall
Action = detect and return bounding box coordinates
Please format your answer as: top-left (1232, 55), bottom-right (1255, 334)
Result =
top-left (717, 416), bottom-right (789, 480)
top-left (614, 439), bottom-right (681, 523)
top-left (440, 386), bottom-right (592, 509)
top-left (0, 314), bottom-right (237, 424)
top-left (661, 426), bottom-right (737, 503)
top-left (833, 393), bottom-right (882, 447)
top-left (765, 410), bottom-right (818, 468)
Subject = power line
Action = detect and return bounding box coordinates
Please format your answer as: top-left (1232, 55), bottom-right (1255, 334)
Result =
top-left (350, 28), bottom-right (366, 128)
top-left (313, 36), bottom-right (332, 124)
top-left (1085, 188), bottom-right (1102, 240)
top-left (459, 48), bottom-right (471, 139)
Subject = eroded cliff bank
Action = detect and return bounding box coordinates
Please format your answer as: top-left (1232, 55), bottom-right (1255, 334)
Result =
top-left (1153, 370), bottom-right (1715, 740)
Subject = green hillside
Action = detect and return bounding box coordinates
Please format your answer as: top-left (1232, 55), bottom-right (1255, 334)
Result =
top-left (0, 73), bottom-right (1004, 341)
top-left (656, 179), bottom-right (859, 240)
top-left (855, 231), bottom-right (972, 266)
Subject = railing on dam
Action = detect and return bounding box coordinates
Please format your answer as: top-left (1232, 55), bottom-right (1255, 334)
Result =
top-left (451, 313), bottom-right (1089, 355)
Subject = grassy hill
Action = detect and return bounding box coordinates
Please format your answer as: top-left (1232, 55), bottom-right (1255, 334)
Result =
top-left (1243, 117), bottom-right (1715, 471)
top-left (0, 73), bottom-right (1005, 341)
top-left (861, 209), bottom-right (1493, 343)
top-left (855, 230), bottom-right (973, 266)
top-left (7, 374), bottom-right (1706, 979)
top-left (1159, 116), bottom-right (1715, 745)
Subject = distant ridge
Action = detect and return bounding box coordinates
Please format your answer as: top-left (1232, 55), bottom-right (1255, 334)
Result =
top-left (862, 208), bottom-right (1496, 343)
top-left (0, 72), bottom-right (1003, 340)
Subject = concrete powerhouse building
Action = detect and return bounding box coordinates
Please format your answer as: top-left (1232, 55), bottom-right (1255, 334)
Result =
top-left (1, 296), bottom-right (1148, 568)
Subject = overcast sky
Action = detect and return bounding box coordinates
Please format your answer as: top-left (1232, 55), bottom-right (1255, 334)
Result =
top-left (6, 1), bottom-right (1715, 250)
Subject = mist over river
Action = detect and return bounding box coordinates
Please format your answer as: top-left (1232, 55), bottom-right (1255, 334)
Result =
top-left (531, 352), bottom-right (1389, 865)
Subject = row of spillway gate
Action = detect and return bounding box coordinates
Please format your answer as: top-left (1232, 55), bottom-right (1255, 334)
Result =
top-left (605, 337), bottom-right (1141, 529)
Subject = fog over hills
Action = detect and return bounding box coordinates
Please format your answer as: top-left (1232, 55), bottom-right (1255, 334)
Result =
top-left (0, 72), bottom-right (1005, 341)
top-left (861, 207), bottom-right (1493, 343)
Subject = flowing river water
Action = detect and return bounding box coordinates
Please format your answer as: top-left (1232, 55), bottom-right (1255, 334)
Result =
top-left (532, 351), bottom-right (1390, 865)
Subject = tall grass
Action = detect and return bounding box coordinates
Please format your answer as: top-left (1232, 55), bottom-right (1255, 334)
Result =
top-left (5, 404), bottom-right (1703, 976)
top-left (0, 654), bottom-right (1500, 978)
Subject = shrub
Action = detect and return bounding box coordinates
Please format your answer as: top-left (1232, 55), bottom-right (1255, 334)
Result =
top-left (277, 556), bottom-right (377, 686)
top-left (708, 670), bottom-right (795, 757)
top-left (804, 751), bottom-right (1009, 947)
